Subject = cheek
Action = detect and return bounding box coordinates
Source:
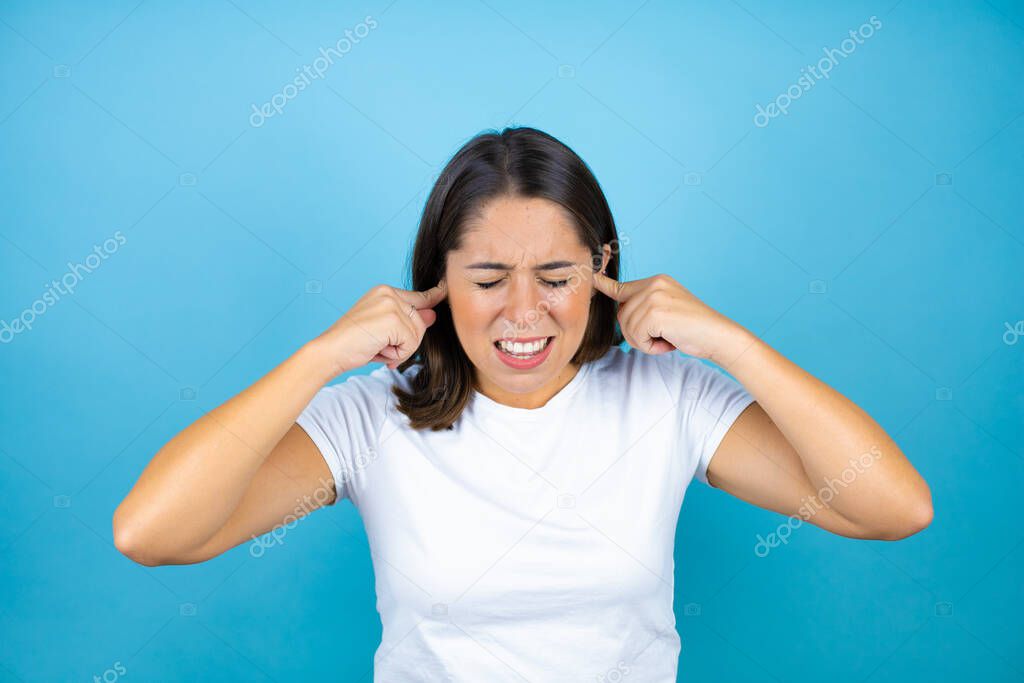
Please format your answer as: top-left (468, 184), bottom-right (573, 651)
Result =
top-left (546, 285), bottom-right (592, 325)
top-left (449, 289), bottom-right (497, 330)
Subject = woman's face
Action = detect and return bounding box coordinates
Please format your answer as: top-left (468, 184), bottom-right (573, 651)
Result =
top-left (445, 195), bottom-right (611, 408)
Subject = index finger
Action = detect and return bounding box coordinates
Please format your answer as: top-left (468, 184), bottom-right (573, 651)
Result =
top-left (396, 278), bottom-right (448, 309)
top-left (592, 270), bottom-right (634, 302)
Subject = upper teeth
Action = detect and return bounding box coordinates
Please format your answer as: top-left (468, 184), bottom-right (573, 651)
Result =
top-left (498, 338), bottom-right (549, 355)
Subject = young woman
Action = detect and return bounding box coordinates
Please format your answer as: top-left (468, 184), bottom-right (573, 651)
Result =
top-left (113, 126), bottom-right (932, 681)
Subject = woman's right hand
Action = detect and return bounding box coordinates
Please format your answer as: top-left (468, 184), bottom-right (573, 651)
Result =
top-left (316, 280), bottom-right (448, 375)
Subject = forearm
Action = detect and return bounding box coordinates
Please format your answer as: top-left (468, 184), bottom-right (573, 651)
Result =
top-left (113, 340), bottom-right (335, 558)
top-left (715, 327), bottom-right (933, 536)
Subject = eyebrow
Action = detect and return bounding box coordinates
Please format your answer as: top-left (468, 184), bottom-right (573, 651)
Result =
top-left (465, 260), bottom-right (578, 271)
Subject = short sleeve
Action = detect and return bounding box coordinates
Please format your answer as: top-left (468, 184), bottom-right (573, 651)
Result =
top-left (654, 352), bottom-right (756, 487)
top-left (295, 368), bottom-right (394, 505)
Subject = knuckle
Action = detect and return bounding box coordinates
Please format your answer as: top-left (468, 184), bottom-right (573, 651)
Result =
top-left (649, 289), bottom-right (670, 305)
top-left (390, 299), bottom-right (410, 317)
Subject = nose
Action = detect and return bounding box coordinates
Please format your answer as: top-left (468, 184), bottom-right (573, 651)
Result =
top-left (502, 273), bottom-right (546, 329)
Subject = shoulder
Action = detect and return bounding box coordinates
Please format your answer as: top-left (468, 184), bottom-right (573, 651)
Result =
top-left (298, 363), bottom-right (423, 452)
top-left (648, 349), bottom-right (721, 388)
top-left (587, 345), bottom-right (699, 387)
top-left (306, 363), bottom-right (420, 420)
top-left (587, 344), bottom-right (650, 375)
top-left (588, 346), bottom-right (741, 401)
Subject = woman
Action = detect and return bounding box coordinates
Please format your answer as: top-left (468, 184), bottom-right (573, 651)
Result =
top-left (113, 126), bottom-right (932, 681)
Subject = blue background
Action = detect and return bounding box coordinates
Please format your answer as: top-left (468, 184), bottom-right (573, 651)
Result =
top-left (2, 1), bottom-right (1022, 681)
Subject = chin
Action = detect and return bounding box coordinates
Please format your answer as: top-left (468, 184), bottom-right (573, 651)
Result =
top-left (495, 367), bottom-right (558, 390)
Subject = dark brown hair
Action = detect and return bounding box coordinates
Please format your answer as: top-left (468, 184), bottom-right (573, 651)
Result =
top-left (393, 126), bottom-right (624, 430)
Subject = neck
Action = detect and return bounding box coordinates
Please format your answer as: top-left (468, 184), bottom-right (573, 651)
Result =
top-left (475, 362), bottom-right (580, 409)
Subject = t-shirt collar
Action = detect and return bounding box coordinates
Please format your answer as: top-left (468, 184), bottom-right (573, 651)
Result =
top-left (467, 356), bottom-right (598, 422)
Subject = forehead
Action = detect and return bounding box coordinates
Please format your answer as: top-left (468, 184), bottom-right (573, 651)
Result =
top-left (453, 196), bottom-right (586, 262)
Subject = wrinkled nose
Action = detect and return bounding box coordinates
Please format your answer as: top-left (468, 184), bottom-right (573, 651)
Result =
top-left (502, 274), bottom-right (546, 330)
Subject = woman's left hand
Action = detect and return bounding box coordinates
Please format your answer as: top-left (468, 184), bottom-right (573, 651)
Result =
top-left (592, 270), bottom-right (748, 364)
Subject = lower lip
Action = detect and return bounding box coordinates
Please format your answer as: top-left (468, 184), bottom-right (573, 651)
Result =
top-left (494, 337), bottom-right (554, 370)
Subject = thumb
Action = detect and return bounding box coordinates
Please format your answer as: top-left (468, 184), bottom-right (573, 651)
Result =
top-left (417, 308), bottom-right (438, 327)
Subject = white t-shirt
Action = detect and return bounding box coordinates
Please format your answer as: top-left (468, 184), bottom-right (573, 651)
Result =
top-left (296, 345), bottom-right (755, 682)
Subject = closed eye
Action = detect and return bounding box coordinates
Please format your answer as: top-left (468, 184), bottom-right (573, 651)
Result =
top-left (475, 278), bottom-right (570, 290)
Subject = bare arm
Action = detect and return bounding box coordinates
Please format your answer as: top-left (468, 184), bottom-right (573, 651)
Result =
top-left (589, 269), bottom-right (932, 541)
top-left (112, 281), bottom-right (447, 566)
top-left (112, 342), bottom-right (339, 565)
top-left (707, 331), bottom-right (933, 540)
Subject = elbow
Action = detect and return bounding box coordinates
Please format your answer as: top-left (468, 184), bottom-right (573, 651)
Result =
top-left (112, 506), bottom-right (168, 567)
top-left (869, 493), bottom-right (934, 541)
top-left (113, 530), bottom-right (163, 567)
top-left (878, 505), bottom-right (932, 540)
top-left (112, 505), bottom-right (211, 566)
top-left (913, 495), bottom-right (935, 534)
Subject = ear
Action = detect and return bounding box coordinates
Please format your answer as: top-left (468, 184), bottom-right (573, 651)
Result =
top-left (590, 243), bottom-right (613, 297)
top-left (599, 243), bottom-right (612, 274)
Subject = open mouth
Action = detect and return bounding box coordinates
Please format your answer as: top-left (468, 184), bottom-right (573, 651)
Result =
top-left (494, 336), bottom-right (554, 359)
